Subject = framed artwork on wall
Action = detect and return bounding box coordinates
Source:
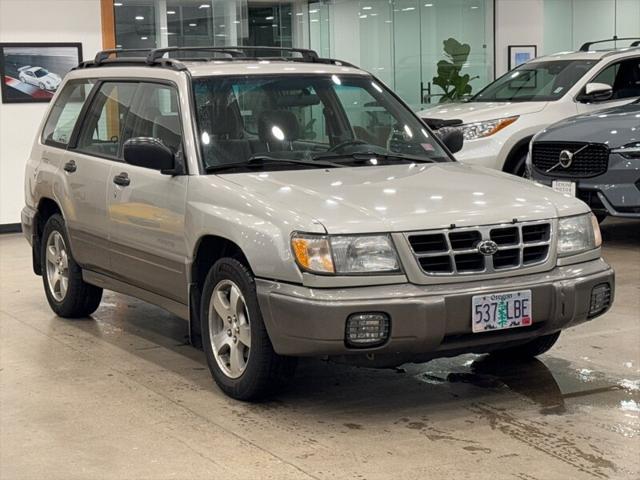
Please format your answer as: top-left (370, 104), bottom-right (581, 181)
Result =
top-left (0, 43), bottom-right (82, 104)
top-left (508, 45), bottom-right (537, 70)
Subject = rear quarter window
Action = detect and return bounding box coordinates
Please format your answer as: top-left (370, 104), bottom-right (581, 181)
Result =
top-left (41, 79), bottom-right (95, 147)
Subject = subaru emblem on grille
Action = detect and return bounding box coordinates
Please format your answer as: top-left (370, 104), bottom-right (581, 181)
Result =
top-left (477, 240), bottom-right (499, 256)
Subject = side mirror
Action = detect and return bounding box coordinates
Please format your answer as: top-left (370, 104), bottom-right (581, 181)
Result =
top-left (438, 128), bottom-right (464, 154)
top-left (579, 82), bottom-right (613, 103)
top-left (123, 137), bottom-right (176, 174)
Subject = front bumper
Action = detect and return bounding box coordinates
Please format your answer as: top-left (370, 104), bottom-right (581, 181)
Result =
top-left (257, 259), bottom-right (614, 357)
top-left (532, 153), bottom-right (640, 218)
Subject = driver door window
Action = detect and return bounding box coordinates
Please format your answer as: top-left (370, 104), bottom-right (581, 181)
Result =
top-left (76, 82), bottom-right (137, 159)
top-left (590, 58), bottom-right (640, 100)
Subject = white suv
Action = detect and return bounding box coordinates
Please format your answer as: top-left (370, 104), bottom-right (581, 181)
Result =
top-left (419, 39), bottom-right (640, 175)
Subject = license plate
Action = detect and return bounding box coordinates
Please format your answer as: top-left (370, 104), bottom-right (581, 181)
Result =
top-left (552, 180), bottom-right (576, 197)
top-left (472, 290), bottom-right (532, 333)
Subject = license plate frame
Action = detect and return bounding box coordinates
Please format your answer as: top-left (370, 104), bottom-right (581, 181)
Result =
top-left (472, 290), bottom-right (533, 333)
top-left (552, 180), bottom-right (576, 197)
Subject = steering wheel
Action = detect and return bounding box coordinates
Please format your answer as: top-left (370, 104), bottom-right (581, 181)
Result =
top-left (328, 139), bottom-right (369, 152)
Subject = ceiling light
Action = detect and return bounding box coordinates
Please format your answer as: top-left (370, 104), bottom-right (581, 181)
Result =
top-left (141, 36), bottom-right (148, 40)
top-left (309, 9), bottom-right (318, 13)
top-left (424, 3), bottom-right (433, 6)
top-left (199, 4), bottom-right (210, 8)
top-left (167, 10), bottom-right (175, 14)
top-left (114, 2), bottom-right (123, 6)
top-left (189, 23), bottom-right (197, 26)
top-left (362, 6), bottom-right (372, 10)
top-left (135, 15), bottom-right (144, 20)
top-left (266, 16), bottom-right (274, 20)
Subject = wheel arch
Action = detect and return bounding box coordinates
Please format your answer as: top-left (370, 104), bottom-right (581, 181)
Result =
top-left (31, 197), bottom-right (63, 275)
top-left (502, 136), bottom-right (534, 174)
top-left (188, 234), bottom-right (252, 347)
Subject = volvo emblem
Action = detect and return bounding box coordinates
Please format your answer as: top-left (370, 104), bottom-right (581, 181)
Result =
top-left (477, 240), bottom-right (499, 256)
top-left (558, 150), bottom-right (574, 168)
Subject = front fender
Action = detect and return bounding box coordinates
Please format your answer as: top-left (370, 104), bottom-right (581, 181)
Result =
top-left (185, 191), bottom-right (325, 284)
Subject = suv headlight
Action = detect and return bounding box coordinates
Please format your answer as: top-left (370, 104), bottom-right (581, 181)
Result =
top-left (611, 142), bottom-right (640, 159)
top-left (459, 116), bottom-right (518, 141)
top-left (557, 213), bottom-right (602, 257)
top-left (291, 233), bottom-right (400, 274)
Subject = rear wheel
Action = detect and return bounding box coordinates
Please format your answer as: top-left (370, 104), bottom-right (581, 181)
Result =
top-left (490, 332), bottom-right (561, 359)
top-left (41, 214), bottom-right (103, 317)
top-left (201, 258), bottom-right (296, 401)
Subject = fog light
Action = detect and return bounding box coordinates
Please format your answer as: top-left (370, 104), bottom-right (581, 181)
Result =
top-left (589, 283), bottom-right (612, 318)
top-left (345, 313), bottom-right (390, 348)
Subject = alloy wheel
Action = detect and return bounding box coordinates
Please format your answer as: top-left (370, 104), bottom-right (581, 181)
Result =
top-left (45, 231), bottom-right (69, 302)
top-left (208, 279), bottom-right (252, 379)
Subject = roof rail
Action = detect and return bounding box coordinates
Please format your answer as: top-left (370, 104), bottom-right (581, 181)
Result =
top-left (145, 46), bottom-right (320, 63)
top-left (74, 45), bottom-right (355, 71)
top-left (580, 36), bottom-right (640, 51)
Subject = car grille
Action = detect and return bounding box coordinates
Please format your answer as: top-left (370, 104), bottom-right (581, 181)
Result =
top-left (407, 221), bottom-right (552, 276)
top-left (532, 142), bottom-right (609, 178)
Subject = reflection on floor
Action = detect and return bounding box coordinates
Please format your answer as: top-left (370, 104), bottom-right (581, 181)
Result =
top-left (1, 218), bottom-right (638, 479)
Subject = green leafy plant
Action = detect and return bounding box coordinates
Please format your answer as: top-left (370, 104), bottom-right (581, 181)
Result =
top-left (432, 37), bottom-right (479, 103)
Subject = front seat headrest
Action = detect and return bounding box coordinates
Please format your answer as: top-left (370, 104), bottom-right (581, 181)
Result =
top-left (257, 110), bottom-right (300, 144)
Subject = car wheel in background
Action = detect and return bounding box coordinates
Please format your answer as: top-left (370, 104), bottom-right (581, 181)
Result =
top-left (41, 214), bottom-right (103, 318)
top-left (39, 82), bottom-right (45, 90)
top-left (201, 257), bottom-right (296, 401)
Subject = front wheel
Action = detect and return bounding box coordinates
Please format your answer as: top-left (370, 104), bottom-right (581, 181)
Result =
top-left (41, 214), bottom-right (103, 317)
top-left (201, 258), bottom-right (296, 401)
top-left (490, 331), bottom-right (561, 359)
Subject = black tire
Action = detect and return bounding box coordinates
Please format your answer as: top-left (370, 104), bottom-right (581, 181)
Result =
top-left (491, 332), bottom-right (561, 359)
top-left (510, 152), bottom-right (528, 177)
top-left (201, 258), bottom-right (296, 401)
top-left (594, 212), bottom-right (607, 224)
top-left (41, 214), bottom-right (103, 318)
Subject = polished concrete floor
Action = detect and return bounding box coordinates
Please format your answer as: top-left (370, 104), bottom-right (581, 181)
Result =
top-left (1, 219), bottom-right (638, 480)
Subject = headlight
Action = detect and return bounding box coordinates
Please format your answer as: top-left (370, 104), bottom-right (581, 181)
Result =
top-left (459, 116), bottom-right (518, 141)
top-left (557, 214), bottom-right (602, 257)
top-left (611, 142), bottom-right (640, 159)
top-left (291, 233), bottom-right (400, 274)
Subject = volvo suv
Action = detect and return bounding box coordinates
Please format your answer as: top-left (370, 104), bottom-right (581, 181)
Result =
top-left (529, 99), bottom-right (640, 221)
top-left (419, 38), bottom-right (640, 175)
top-left (22, 47), bottom-right (614, 400)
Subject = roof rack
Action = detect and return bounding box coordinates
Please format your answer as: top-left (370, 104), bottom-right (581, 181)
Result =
top-left (579, 36), bottom-right (640, 51)
top-left (74, 45), bottom-right (355, 71)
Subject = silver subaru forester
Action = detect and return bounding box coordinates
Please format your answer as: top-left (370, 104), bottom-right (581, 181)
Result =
top-left (22, 47), bottom-right (614, 400)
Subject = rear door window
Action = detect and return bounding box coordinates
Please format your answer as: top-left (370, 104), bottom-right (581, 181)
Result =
top-left (75, 82), bottom-right (138, 159)
top-left (41, 79), bottom-right (95, 147)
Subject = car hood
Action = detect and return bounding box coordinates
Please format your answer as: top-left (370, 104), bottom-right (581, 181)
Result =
top-left (220, 163), bottom-right (587, 234)
top-left (43, 73), bottom-right (61, 83)
top-left (536, 103), bottom-right (640, 148)
top-left (419, 101), bottom-right (548, 124)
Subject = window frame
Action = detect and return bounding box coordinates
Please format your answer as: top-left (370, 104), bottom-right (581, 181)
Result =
top-left (69, 78), bottom-right (185, 170)
top-left (574, 55), bottom-right (640, 103)
top-left (40, 78), bottom-right (98, 150)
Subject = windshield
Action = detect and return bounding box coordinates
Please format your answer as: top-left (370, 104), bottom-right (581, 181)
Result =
top-left (193, 74), bottom-right (450, 171)
top-left (33, 68), bottom-right (49, 78)
top-left (471, 60), bottom-right (597, 102)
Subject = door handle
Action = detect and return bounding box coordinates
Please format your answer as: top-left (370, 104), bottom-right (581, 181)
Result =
top-left (113, 172), bottom-right (130, 187)
top-left (63, 160), bottom-right (77, 173)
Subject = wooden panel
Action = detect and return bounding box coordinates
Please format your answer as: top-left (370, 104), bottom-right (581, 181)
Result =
top-left (100, 0), bottom-right (116, 50)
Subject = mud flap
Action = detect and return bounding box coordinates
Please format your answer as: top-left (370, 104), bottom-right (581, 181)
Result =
top-left (188, 283), bottom-right (203, 349)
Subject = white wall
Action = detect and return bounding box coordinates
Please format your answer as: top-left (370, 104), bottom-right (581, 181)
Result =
top-left (494, 0), bottom-right (544, 76)
top-left (0, 0), bottom-right (102, 225)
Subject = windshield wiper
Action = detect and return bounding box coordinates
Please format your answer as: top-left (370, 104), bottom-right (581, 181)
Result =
top-left (205, 155), bottom-right (345, 173)
top-left (310, 151), bottom-right (438, 164)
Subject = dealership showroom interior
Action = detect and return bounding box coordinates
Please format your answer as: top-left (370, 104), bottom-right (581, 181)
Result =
top-left (1, 0), bottom-right (640, 478)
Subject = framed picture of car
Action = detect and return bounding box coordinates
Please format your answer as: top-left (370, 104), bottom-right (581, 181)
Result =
top-left (0, 43), bottom-right (82, 104)
top-left (508, 45), bottom-right (537, 70)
